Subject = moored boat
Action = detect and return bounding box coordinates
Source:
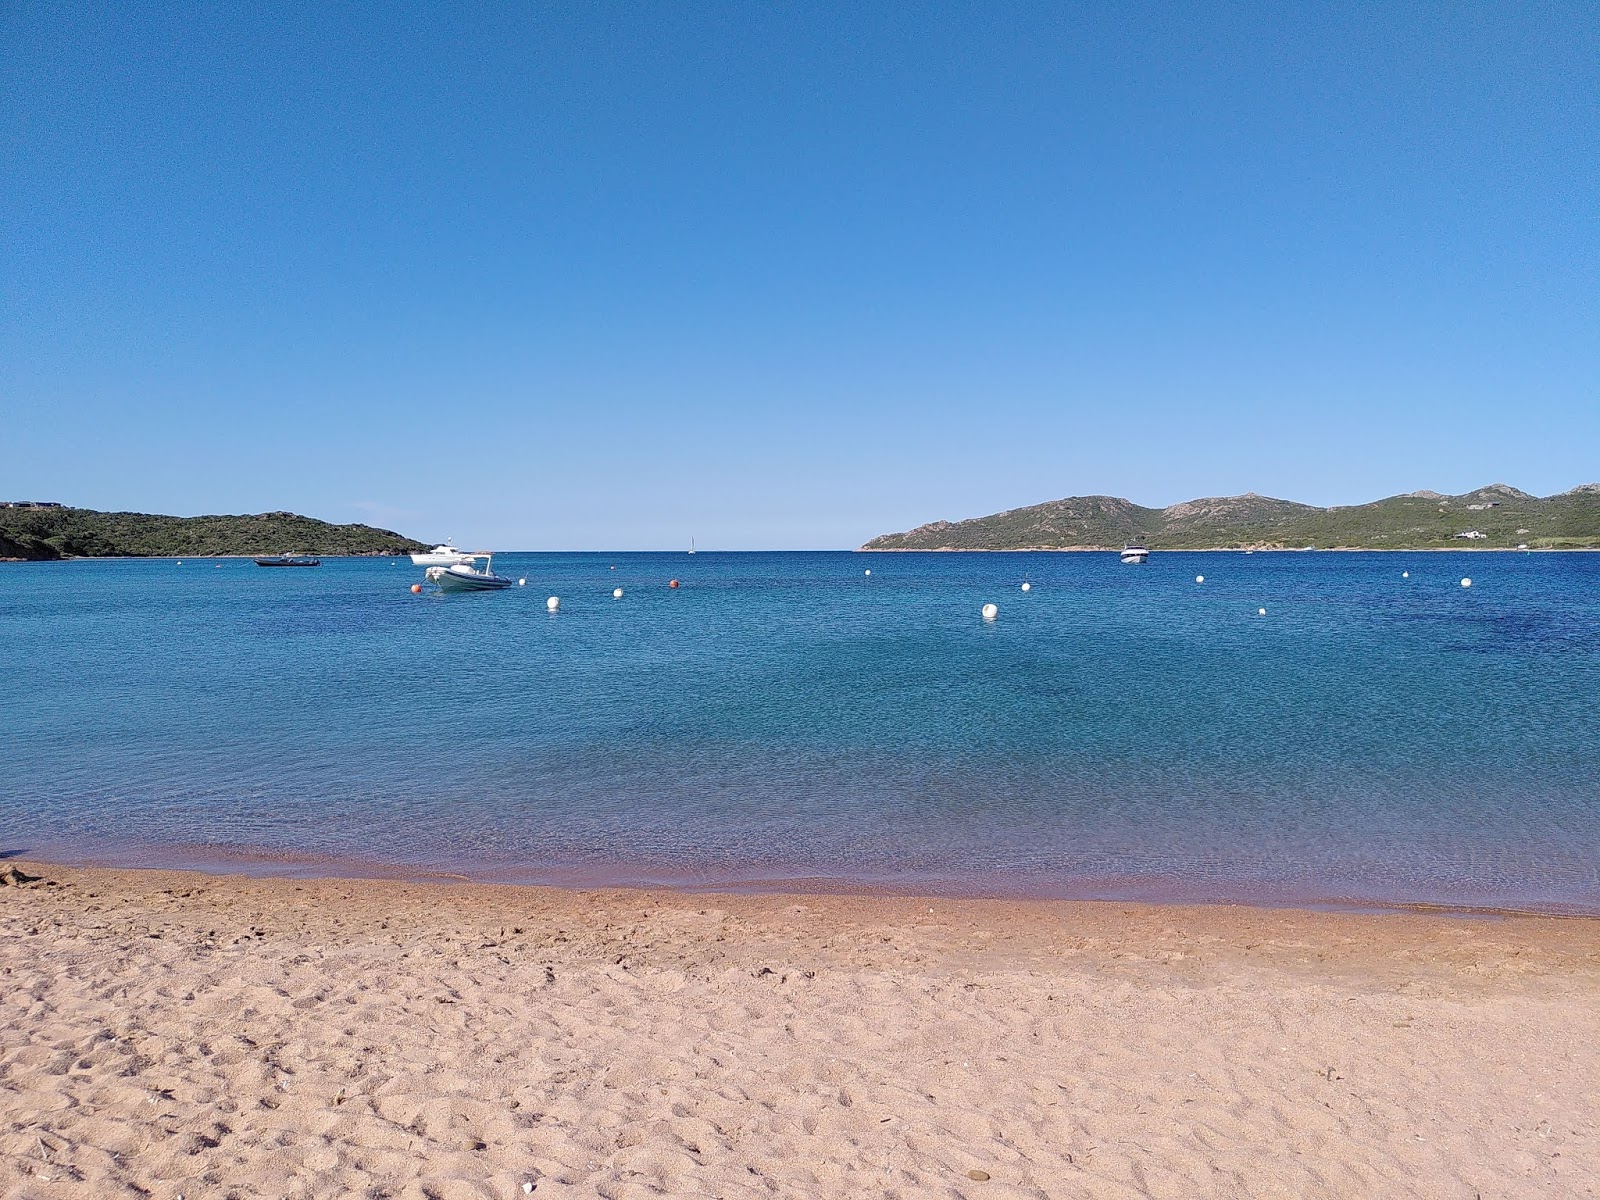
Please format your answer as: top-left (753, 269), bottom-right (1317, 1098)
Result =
top-left (1120, 544), bottom-right (1150, 564)
top-left (424, 553), bottom-right (513, 592)
top-left (411, 541), bottom-right (473, 566)
top-left (255, 553), bottom-right (321, 567)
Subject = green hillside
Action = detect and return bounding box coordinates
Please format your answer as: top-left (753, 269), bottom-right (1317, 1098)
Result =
top-left (863, 484), bottom-right (1600, 551)
top-left (0, 506), bottom-right (428, 561)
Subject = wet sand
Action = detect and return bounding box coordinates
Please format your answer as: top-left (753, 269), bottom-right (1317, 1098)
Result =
top-left (2, 861), bottom-right (1597, 1198)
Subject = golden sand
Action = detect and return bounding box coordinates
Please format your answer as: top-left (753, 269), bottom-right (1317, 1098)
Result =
top-left (3, 862), bottom-right (1597, 1198)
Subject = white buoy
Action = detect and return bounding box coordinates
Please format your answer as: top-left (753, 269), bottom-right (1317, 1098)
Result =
top-left (981, 602), bottom-right (998, 620)
top-left (1258, 607), bottom-right (1267, 616)
top-left (1402, 571), bottom-right (1409, 578)
top-left (613, 587), bottom-right (623, 599)
top-left (518, 577), bottom-right (526, 586)
top-left (1461, 577), bottom-right (1472, 588)
top-left (864, 569), bottom-right (871, 576)
top-left (546, 595), bottom-right (560, 611)
top-left (1195, 575), bottom-right (1204, 584)
top-left (1021, 581), bottom-right (1031, 592)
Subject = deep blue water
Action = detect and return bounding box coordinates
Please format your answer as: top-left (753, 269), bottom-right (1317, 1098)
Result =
top-left (2, 551), bottom-right (1598, 912)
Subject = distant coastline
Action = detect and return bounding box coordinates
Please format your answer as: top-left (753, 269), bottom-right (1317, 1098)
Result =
top-left (1, 552), bottom-right (412, 561)
top-left (859, 545), bottom-right (1599, 552)
top-left (0, 505), bottom-right (427, 561)
top-left (863, 483), bottom-right (1600, 552)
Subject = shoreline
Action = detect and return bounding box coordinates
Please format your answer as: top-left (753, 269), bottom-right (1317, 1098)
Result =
top-left (6, 545), bottom-right (1599, 563)
top-left (0, 557), bottom-right (406, 566)
top-left (4, 860), bottom-right (1598, 1197)
top-left (856, 544), bottom-right (1600, 552)
top-left (8, 857), bottom-right (1600, 954)
top-left (16, 843), bottom-right (1600, 921)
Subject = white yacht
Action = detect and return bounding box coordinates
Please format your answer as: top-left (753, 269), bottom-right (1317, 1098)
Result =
top-left (1120, 544), bottom-right (1150, 564)
top-left (425, 553), bottom-right (513, 592)
top-left (411, 541), bottom-right (472, 567)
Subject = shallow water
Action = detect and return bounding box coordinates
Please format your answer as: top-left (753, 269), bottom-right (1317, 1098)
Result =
top-left (3, 551), bottom-right (1597, 911)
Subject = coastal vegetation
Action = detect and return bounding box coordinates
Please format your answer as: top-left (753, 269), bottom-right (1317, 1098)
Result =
top-left (863, 483), bottom-right (1600, 551)
top-left (0, 505), bottom-right (427, 560)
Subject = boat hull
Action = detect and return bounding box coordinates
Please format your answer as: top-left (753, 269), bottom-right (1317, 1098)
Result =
top-left (427, 566), bottom-right (513, 591)
top-left (254, 558), bottom-right (321, 567)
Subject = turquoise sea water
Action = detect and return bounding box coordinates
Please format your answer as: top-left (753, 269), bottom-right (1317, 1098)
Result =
top-left (2, 551), bottom-right (1597, 912)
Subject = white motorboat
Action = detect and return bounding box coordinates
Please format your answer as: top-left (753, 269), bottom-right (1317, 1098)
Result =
top-left (425, 553), bottom-right (513, 592)
top-left (411, 541), bottom-right (473, 567)
top-left (1120, 544), bottom-right (1150, 564)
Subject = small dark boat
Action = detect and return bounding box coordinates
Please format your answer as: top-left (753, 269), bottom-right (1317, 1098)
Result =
top-left (254, 553), bottom-right (321, 567)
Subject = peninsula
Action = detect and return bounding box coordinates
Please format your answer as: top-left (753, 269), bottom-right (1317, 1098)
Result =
top-left (863, 483), bottom-right (1600, 551)
top-left (0, 504), bottom-right (427, 561)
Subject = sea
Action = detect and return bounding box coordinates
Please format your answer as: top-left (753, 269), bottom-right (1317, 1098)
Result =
top-left (3, 551), bottom-right (1597, 913)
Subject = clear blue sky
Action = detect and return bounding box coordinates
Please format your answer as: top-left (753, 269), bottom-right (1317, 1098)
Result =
top-left (4, 2), bottom-right (1596, 548)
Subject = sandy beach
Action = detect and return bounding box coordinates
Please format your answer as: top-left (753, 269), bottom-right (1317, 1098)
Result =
top-left (2, 863), bottom-right (1597, 1199)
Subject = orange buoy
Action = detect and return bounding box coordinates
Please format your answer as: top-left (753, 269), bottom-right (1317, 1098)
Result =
top-left (410, 583), bottom-right (422, 594)
top-left (668, 579), bottom-right (680, 589)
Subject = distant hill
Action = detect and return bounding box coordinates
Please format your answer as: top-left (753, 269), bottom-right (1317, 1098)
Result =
top-left (862, 484), bottom-right (1600, 551)
top-left (0, 505), bottom-right (429, 561)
